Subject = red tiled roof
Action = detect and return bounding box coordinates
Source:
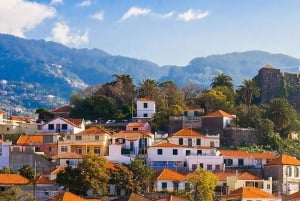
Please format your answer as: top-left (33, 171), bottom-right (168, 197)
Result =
top-left (17, 134), bottom-right (43, 145)
top-left (238, 172), bottom-right (262, 180)
top-left (0, 174), bottom-right (30, 185)
top-left (50, 105), bottom-right (73, 113)
top-left (127, 122), bottom-right (147, 127)
top-left (0, 110), bottom-right (3, 114)
top-left (157, 168), bottom-right (186, 181)
top-left (150, 142), bottom-right (183, 148)
top-left (250, 153), bottom-right (276, 160)
top-left (78, 126), bottom-right (110, 135)
top-left (265, 154), bottom-right (300, 166)
top-left (112, 192), bottom-right (151, 201)
top-left (203, 110), bottom-right (234, 118)
top-left (34, 175), bottom-right (55, 185)
top-left (112, 131), bottom-right (153, 141)
top-left (138, 98), bottom-right (153, 101)
top-left (46, 192), bottom-right (90, 201)
top-left (9, 116), bottom-right (34, 122)
top-left (172, 128), bottom-right (204, 137)
top-left (286, 191), bottom-right (300, 200)
top-left (43, 166), bottom-right (65, 175)
top-left (214, 171), bottom-right (236, 181)
top-left (219, 150), bottom-right (249, 157)
top-left (223, 187), bottom-right (276, 199)
top-left (63, 117), bottom-right (84, 127)
top-left (52, 152), bottom-right (83, 159)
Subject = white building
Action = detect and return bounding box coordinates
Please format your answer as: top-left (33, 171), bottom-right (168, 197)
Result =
top-left (0, 141), bottom-right (10, 168)
top-left (156, 168), bottom-right (187, 192)
top-left (40, 117), bottom-right (85, 134)
top-left (136, 98), bottom-right (155, 119)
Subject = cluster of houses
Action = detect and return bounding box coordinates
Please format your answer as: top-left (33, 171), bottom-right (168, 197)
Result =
top-left (0, 98), bottom-right (300, 201)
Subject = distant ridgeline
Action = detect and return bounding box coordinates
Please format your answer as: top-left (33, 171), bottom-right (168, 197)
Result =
top-left (254, 64), bottom-right (300, 113)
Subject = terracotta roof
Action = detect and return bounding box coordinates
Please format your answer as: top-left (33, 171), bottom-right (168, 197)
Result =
top-left (286, 190), bottom-right (300, 200)
top-left (127, 122), bottom-right (147, 127)
top-left (219, 150), bottom-right (249, 157)
top-left (138, 98), bottom-right (153, 102)
top-left (62, 117), bottom-right (84, 127)
top-left (150, 142), bottom-right (183, 148)
top-left (214, 171), bottom-right (236, 181)
top-left (112, 192), bottom-right (151, 201)
top-left (238, 172), bottom-right (262, 180)
top-left (185, 104), bottom-right (203, 110)
top-left (203, 110), bottom-right (234, 118)
top-left (223, 187), bottom-right (276, 199)
top-left (265, 154), bottom-right (300, 166)
top-left (156, 195), bottom-right (189, 201)
top-left (0, 174), bottom-right (30, 185)
top-left (156, 168), bottom-right (186, 181)
top-left (112, 131), bottom-right (153, 141)
top-left (250, 152), bottom-right (276, 160)
top-left (52, 152), bottom-right (83, 159)
top-left (9, 116), bottom-right (34, 122)
top-left (16, 134), bottom-right (43, 145)
top-left (50, 105), bottom-right (73, 113)
top-left (77, 126), bottom-right (110, 135)
top-left (43, 166), bottom-right (65, 175)
top-left (46, 192), bottom-right (90, 201)
top-left (34, 175), bottom-right (55, 185)
top-left (172, 128), bottom-right (204, 137)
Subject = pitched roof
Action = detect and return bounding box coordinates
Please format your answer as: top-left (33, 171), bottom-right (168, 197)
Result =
top-left (46, 192), bottom-right (90, 201)
top-left (203, 110), bottom-right (234, 118)
top-left (50, 105), bottom-right (73, 113)
top-left (172, 128), bottom-right (204, 137)
top-left (16, 134), bottom-right (43, 145)
top-left (112, 131), bottom-right (153, 141)
top-left (237, 172), bottom-right (262, 180)
top-left (77, 126), bottom-right (110, 135)
top-left (0, 110), bottom-right (3, 114)
top-left (219, 150), bottom-right (249, 157)
top-left (214, 171), bottom-right (236, 181)
top-left (0, 174), bottom-right (30, 185)
top-left (250, 152), bottom-right (276, 160)
top-left (9, 116), bottom-right (34, 123)
top-left (52, 152), bottom-right (83, 159)
top-left (34, 175), bottom-right (55, 185)
top-left (62, 117), bottom-right (84, 127)
top-left (43, 166), bottom-right (65, 175)
top-left (156, 168), bottom-right (186, 181)
top-left (127, 122), bottom-right (147, 127)
top-left (112, 192), bottom-right (151, 201)
top-left (150, 141), bottom-right (183, 148)
top-left (156, 195), bottom-right (189, 201)
top-left (223, 187), bottom-right (276, 199)
top-left (286, 190), bottom-right (300, 200)
top-left (265, 154), bottom-right (300, 166)
top-left (138, 97), bottom-right (153, 102)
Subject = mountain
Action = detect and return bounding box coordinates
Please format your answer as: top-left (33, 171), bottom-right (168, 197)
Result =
top-left (0, 33), bottom-right (300, 114)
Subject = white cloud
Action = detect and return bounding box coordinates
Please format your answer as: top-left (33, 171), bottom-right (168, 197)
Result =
top-left (178, 9), bottom-right (209, 22)
top-left (0, 0), bottom-right (56, 37)
top-left (50, 0), bottom-right (63, 5)
top-left (160, 11), bottom-right (175, 19)
top-left (48, 22), bottom-right (88, 46)
top-left (120, 6), bottom-right (151, 22)
top-left (90, 11), bottom-right (104, 21)
top-left (76, 0), bottom-right (91, 7)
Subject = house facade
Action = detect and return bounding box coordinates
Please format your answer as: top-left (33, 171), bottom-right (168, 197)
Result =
top-left (0, 141), bottom-right (10, 169)
top-left (155, 168), bottom-right (187, 192)
top-left (40, 117), bottom-right (85, 134)
top-left (136, 98), bottom-right (155, 118)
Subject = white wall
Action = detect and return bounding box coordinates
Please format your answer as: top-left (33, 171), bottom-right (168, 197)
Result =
top-left (0, 142), bottom-right (10, 168)
top-left (136, 100), bottom-right (155, 118)
top-left (156, 180), bottom-right (186, 192)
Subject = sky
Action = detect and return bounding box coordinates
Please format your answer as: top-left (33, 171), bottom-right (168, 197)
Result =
top-left (1, 0), bottom-right (300, 66)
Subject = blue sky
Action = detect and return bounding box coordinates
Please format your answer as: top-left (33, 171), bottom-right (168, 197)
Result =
top-left (1, 0), bottom-right (300, 66)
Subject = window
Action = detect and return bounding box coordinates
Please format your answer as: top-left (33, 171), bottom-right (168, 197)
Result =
top-left (94, 147), bottom-right (100, 154)
top-left (186, 150), bottom-right (191, 156)
top-left (197, 150), bottom-right (202, 155)
top-left (173, 149), bottom-right (178, 155)
top-left (192, 164), bottom-right (197, 170)
top-left (75, 136), bottom-right (82, 141)
top-left (295, 167), bottom-right (299, 177)
top-left (157, 149), bottom-right (163, 155)
top-left (66, 135), bottom-right (71, 140)
top-left (188, 138), bottom-right (192, 146)
top-left (199, 163), bottom-right (204, 168)
top-left (61, 146), bottom-right (68, 152)
top-left (196, 139), bottom-right (201, 145)
top-left (48, 147), bottom-right (52, 151)
top-left (0, 147), bottom-right (2, 156)
top-left (210, 141), bottom-right (215, 147)
top-left (162, 182), bottom-right (167, 190)
top-left (238, 159), bottom-right (244, 166)
top-left (207, 164), bottom-right (212, 170)
top-left (75, 147), bottom-right (82, 154)
top-left (61, 124), bottom-right (68, 130)
top-left (48, 124), bottom-right (54, 130)
top-left (194, 111), bottom-right (200, 116)
top-left (287, 166), bottom-right (292, 177)
top-left (215, 165), bottom-right (221, 170)
top-left (143, 103), bottom-right (148, 108)
top-left (179, 138), bottom-right (183, 145)
top-left (143, 113), bottom-right (148, 117)
top-left (183, 111), bottom-right (188, 116)
top-left (95, 136), bottom-right (99, 141)
top-left (267, 184), bottom-right (270, 189)
top-left (133, 127), bottom-right (138, 131)
top-left (224, 159), bottom-right (233, 166)
top-left (174, 182), bottom-right (179, 191)
top-left (6, 127), bottom-right (9, 131)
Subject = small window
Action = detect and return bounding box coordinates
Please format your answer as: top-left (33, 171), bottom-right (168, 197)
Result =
top-left (0, 147), bottom-right (2, 156)
top-left (173, 149), bottom-right (178, 155)
top-left (196, 139), bottom-right (201, 145)
top-left (95, 136), bottom-right (99, 141)
top-left (143, 103), bottom-right (148, 108)
top-left (75, 147), bottom-right (82, 154)
top-left (188, 138), bottom-right (192, 146)
top-left (210, 141), bottom-right (215, 147)
top-left (48, 124), bottom-right (54, 130)
top-left (183, 111), bottom-right (188, 116)
top-left (192, 164), bottom-right (197, 170)
top-left (94, 147), bottom-right (100, 154)
top-left (157, 149), bottom-right (163, 155)
top-left (179, 138), bottom-right (183, 145)
top-left (6, 127), bottom-right (9, 131)
top-left (207, 164), bottom-right (212, 170)
top-left (66, 135), bottom-right (71, 140)
top-left (48, 147), bottom-right (52, 151)
top-left (186, 150), bottom-right (191, 156)
top-left (61, 124), bottom-right (68, 130)
top-left (238, 159), bottom-right (244, 166)
top-left (197, 150), bottom-right (202, 155)
top-left (296, 167), bottom-right (300, 177)
top-left (162, 182), bottom-right (167, 190)
top-left (215, 165), bottom-right (221, 170)
top-left (61, 146), bottom-right (68, 152)
top-left (75, 136), bottom-right (82, 141)
top-left (143, 113), bottom-right (148, 117)
top-left (199, 163), bottom-right (203, 168)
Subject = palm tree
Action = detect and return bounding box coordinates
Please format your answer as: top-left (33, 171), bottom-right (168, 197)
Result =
top-left (238, 79), bottom-right (260, 107)
top-left (138, 79), bottom-right (159, 100)
top-left (211, 73), bottom-right (233, 89)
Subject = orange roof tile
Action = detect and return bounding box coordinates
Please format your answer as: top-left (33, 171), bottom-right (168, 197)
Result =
top-left (17, 134), bottom-right (43, 145)
top-left (286, 191), bottom-right (300, 200)
top-left (150, 142), bottom-right (183, 148)
top-left (112, 131), bottom-right (153, 141)
top-left (157, 168), bottom-right (186, 181)
top-left (0, 110), bottom-right (3, 114)
top-left (78, 126), bottom-right (110, 135)
top-left (43, 166), bottom-right (65, 175)
top-left (238, 172), bottom-right (262, 180)
top-left (46, 192), bottom-right (90, 201)
top-left (63, 118), bottom-right (84, 127)
top-left (112, 192), bottom-right (151, 201)
top-left (203, 110), bottom-right (234, 118)
top-left (0, 174), bottom-right (30, 185)
top-left (219, 150), bottom-right (249, 157)
top-left (265, 154), bottom-right (300, 166)
top-left (127, 122), bottom-right (147, 127)
top-left (50, 105), bottom-right (73, 113)
top-left (138, 97), bottom-right (153, 102)
top-left (250, 152), bottom-right (276, 160)
top-left (172, 128), bottom-right (204, 137)
top-left (223, 187), bottom-right (276, 199)
top-left (34, 175), bottom-right (55, 185)
top-left (52, 152), bottom-right (83, 159)
top-left (185, 104), bottom-right (203, 110)
top-left (9, 116), bottom-right (34, 122)
top-left (214, 171), bottom-right (236, 181)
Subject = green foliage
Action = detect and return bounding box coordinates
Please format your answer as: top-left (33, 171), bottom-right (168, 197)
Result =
top-left (187, 168), bottom-right (218, 201)
top-left (211, 73), bottom-right (233, 90)
top-left (35, 108), bottom-right (54, 120)
top-left (0, 167), bottom-right (14, 174)
top-left (127, 159), bottom-right (155, 194)
top-left (3, 133), bottom-right (21, 145)
top-left (109, 163), bottom-right (134, 194)
top-left (19, 164), bottom-right (35, 180)
top-left (0, 186), bottom-right (35, 201)
top-left (237, 79), bottom-right (260, 107)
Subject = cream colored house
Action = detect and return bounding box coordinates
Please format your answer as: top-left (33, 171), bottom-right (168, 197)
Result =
top-left (156, 168), bottom-right (187, 192)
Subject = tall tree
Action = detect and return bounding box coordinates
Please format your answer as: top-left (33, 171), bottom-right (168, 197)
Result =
top-left (109, 163), bottom-right (134, 195)
top-left (237, 79), bottom-right (260, 107)
top-left (138, 79), bottom-right (159, 100)
top-left (187, 168), bottom-right (218, 201)
top-left (211, 73), bottom-right (233, 89)
top-left (181, 82), bottom-right (202, 105)
top-left (19, 164), bottom-right (35, 180)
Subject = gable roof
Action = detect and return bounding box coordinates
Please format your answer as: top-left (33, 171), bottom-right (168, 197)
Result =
top-left (46, 192), bottom-right (90, 201)
top-left (46, 117), bottom-right (83, 128)
top-left (172, 128), bottom-right (204, 137)
top-left (112, 131), bottom-right (153, 141)
top-left (52, 152), bottom-right (83, 159)
top-left (9, 116), bottom-right (34, 123)
top-left (34, 175), bottom-right (55, 185)
top-left (203, 110), bottom-right (234, 118)
top-left (219, 150), bottom-right (249, 157)
top-left (250, 152), bottom-right (276, 160)
top-left (112, 192), bottom-right (151, 201)
top-left (150, 141), bottom-right (183, 148)
top-left (50, 105), bottom-right (73, 113)
top-left (223, 187), bottom-right (276, 199)
top-left (42, 166), bottom-right (65, 175)
top-left (137, 97), bottom-right (154, 102)
top-left (127, 122), bottom-right (148, 127)
top-left (286, 190), bottom-right (300, 200)
top-left (0, 174), bottom-right (30, 185)
top-left (265, 154), bottom-right (300, 166)
top-left (214, 171), bottom-right (236, 181)
top-left (237, 172), bottom-right (262, 180)
top-left (77, 126), bottom-right (111, 135)
top-left (16, 134), bottom-right (43, 145)
top-left (156, 168), bottom-right (186, 181)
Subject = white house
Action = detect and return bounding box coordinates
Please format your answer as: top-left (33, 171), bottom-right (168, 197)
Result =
top-left (136, 98), bottom-right (155, 118)
top-left (126, 122), bottom-right (151, 131)
top-left (0, 141), bottom-right (11, 169)
top-left (156, 168), bottom-right (187, 192)
top-left (40, 117), bottom-right (85, 134)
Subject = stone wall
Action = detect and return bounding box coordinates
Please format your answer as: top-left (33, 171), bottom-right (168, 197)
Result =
top-left (223, 127), bottom-right (257, 147)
